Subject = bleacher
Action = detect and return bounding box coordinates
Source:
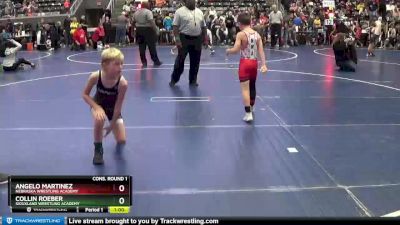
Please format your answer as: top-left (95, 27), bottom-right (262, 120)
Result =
top-left (200, 0), bottom-right (274, 12)
top-left (35, 0), bottom-right (65, 14)
top-left (1, 0), bottom-right (71, 18)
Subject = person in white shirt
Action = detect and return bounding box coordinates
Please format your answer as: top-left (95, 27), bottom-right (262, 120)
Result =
top-left (367, 17), bottom-right (382, 57)
top-left (122, 2), bottom-right (131, 14)
top-left (208, 6), bottom-right (217, 21)
top-left (269, 4), bottom-right (283, 48)
top-left (1, 39), bottom-right (35, 71)
top-left (216, 22), bottom-right (228, 45)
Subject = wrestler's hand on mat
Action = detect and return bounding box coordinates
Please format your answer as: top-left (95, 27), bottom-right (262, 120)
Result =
top-left (260, 65), bottom-right (268, 73)
top-left (225, 49), bottom-right (231, 55)
top-left (93, 107), bottom-right (107, 121)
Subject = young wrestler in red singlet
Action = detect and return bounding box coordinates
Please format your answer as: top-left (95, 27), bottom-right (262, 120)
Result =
top-left (226, 13), bottom-right (267, 122)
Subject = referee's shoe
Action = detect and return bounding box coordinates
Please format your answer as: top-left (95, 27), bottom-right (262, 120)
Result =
top-left (0, 173), bottom-right (8, 184)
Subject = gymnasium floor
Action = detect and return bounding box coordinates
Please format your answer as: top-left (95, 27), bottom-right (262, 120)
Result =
top-left (0, 46), bottom-right (399, 217)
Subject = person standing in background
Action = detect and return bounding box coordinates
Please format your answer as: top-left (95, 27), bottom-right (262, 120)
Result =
top-left (132, 0), bottom-right (162, 68)
top-left (69, 17), bottom-right (79, 49)
top-left (64, 0), bottom-right (71, 14)
top-left (103, 15), bottom-right (112, 48)
top-left (163, 12), bottom-right (173, 44)
top-left (225, 11), bottom-right (236, 45)
top-left (115, 12), bottom-right (129, 46)
top-left (101, 9), bottom-right (112, 24)
top-left (367, 17), bottom-right (382, 57)
top-left (169, 0), bottom-right (207, 87)
top-left (64, 15), bottom-right (72, 47)
top-left (80, 15), bottom-right (89, 42)
top-left (269, 4), bottom-right (283, 49)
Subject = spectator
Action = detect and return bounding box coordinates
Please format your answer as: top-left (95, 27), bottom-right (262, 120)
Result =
top-left (132, 0), bottom-right (162, 67)
top-left (393, 4), bottom-right (400, 20)
top-left (368, 0), bottom-right (378, 18)
top-left (101, 9), bottom-right (112, 24)
top-left (385, 25), bottom-right (397, 48)
top-left (103, 15), bottom-right (112, 48)
top-left (225, 11), bottom-right (236, 45)
top-left (80, 15), bottom-right (88, 39)
top-left (92, 23), bottom-right (105, 50)
top-left (216, 22), bottom-right (228, 45)
top-left (211, 18), bottom-right (221, 42)
top-left (0, 39), bottom-right (35, 71)
top-left (72, 24), bottom-right (86, 51)
top-left (64, 15), bottom-right (72, 47)
top-left (1, 28), bottom-right (11, 40)
top-left (361, 20), bottom-right (370, 47)
top-left (357, 1), bottom-right (365, 14)
top-left (313, 15), bottom-right (323, 45)
top-left (115, 12), bottom-right (129, 46)
top-left (367, 17), bottom-right (382, 57)
top-left (163, 12), bottom-right (173, 31)
top-left (6, 19), bottom-right (14, 35)
top-left (36, 25), bottom-right (49, 51)
top-left (48, 22), bottom-right (60, 50)
top-left (208, 6), bottom-right (217, 21)
top-left (70, 17), bottom-right (79, 38)
top-left (64, 0), bottom-right (71, 14)
top-left (4, 0), bottom-right (14, 17)
top-left (354, 21), bottom-right (363, 47)
top-left (122, 1), bottom-right (131, 15)
top-left (378, 0), bottom-right (387, 21)
top-left (163, 12), bottom-right (173, 43)
top-left (286, 14), bottom-right (297, 46)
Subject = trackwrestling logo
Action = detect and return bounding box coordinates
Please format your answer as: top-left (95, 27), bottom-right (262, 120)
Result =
top-left (2, 217), bottom-right (65, 225)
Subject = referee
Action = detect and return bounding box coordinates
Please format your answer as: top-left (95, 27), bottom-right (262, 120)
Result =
top-left (169, 0), bottom-right (206, 87)
top-left (269, 4), bottom-right (283, 49)
top-left (132, 0), bottom-right (162, 68)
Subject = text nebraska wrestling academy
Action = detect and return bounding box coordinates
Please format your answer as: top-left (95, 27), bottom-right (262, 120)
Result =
top-left (15, 184), bottom-right (74, 189)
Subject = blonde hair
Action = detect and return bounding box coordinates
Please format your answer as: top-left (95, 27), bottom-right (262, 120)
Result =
top-left (101, 48), bottom-right (124, 64)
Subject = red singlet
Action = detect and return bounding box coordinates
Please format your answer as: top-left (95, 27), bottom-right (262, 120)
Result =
top-left (238, 31), bottom-right (260, 82)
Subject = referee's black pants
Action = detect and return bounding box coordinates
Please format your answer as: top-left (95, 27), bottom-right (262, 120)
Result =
top-left (270, 23), bottom-right (282, 47)
top-left (171, 34), bottom-right (202, 84)
top-left (136, 27), bottom-right (161, 65)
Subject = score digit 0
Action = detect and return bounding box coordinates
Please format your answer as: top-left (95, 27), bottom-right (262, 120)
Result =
top-left (119, 185), bottom-right (125, 192)
top-left (119, 197), bottom-right (125, 205)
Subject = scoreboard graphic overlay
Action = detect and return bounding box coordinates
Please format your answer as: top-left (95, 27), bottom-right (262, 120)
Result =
top-left (8, 176), bottom-right (132, 213)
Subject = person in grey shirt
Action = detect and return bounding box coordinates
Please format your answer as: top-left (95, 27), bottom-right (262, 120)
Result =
top-left (269, 4), bottom-right (283, 48)
top-left (169, 0), bottom-right (207, 87)
top-left (132, 0), bottom-right (162, 67)
top-left (115, 12), bottom-right (129, 46)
